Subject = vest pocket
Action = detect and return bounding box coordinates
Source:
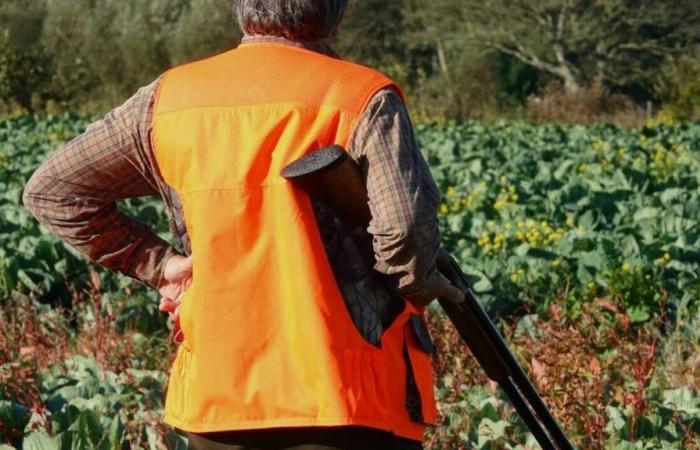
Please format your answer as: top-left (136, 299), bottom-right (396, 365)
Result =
top-left (403, 314), bottom-right (438, 425)
top-left (177, 287), bottom-right (194, 352)
top-left (167, 343), bottom-right (192, 420)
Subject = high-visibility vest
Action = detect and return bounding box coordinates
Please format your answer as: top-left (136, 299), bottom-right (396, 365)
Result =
top-left (151, 42), bottom-right (437, 441)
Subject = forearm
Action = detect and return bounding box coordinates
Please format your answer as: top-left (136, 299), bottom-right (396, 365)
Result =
top-left (349, 88), bottom-right (444, 305)
top-left (370, 214), bottom-right (442, 304)
top-left (23, 182), bottom-right (177, 289)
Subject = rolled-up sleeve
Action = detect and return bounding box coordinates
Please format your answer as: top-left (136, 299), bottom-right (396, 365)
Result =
top-left (22, 79), bottom-right (179, 290)
top-left (348, 88), bottom-right (443, 305)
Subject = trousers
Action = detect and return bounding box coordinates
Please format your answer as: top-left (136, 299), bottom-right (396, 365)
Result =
top-left (184, 426), bottom-right (424, 450)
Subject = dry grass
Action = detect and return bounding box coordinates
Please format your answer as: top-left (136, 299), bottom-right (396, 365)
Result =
top-left (0, 270), bottom-right (174, 443)
top-left (526, 82), bottom-right (651, 127)
top-left (426, 294), bottom-right (699, 449)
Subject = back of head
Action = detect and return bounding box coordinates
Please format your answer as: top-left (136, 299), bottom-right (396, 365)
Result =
top-left (234, 0), bottom-right (349, 42)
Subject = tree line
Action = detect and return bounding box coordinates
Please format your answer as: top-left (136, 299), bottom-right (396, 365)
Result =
top-left (1, 0), bottom-right (699, 123)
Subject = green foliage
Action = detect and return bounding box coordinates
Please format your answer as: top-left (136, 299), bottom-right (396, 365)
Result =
top-left (2, 356), bottom-right (186, 450)
top-left (658, 56), bottom-right (700, 122)
top-left (419, 119), bottom-right (700, 447)
top-left (0, 115), bottom-right (91, 299)
top-left (0, 0), bottom-right (241, 113)
top-left (3, 116), bottom-right (700, 448)
top-left (419, 120), bottom-right (700, 320)
top-left (449, 0), bottom-right (700, 101)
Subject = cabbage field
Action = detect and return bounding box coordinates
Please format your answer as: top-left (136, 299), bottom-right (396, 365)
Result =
top-left (1, 115), bottom-right (700, 449)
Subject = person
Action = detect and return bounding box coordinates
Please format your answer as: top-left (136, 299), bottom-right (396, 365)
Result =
top-left (23, 1), bottom-right (463, 449)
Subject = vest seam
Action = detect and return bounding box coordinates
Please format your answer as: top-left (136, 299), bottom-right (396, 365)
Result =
top-left (238, 41), bottom-right (338, 60)
top-left (346, 79), bottom-right (402, 150)
top-left (151, 70), bottom-right (173, 183)
top-left (164, 415), bottom-right (393, 427)
top-left (162, 415), bottom-right (428, 440)
top-left (236, 42), bottom-right (384, 78)
top-left (176, 183), bottom-right (290, 195)
top-left (154, 101), bottom-right (358, 119)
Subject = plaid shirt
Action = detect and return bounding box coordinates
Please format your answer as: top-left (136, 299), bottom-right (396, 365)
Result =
top-left (22, 36), bottom-right (443, 304)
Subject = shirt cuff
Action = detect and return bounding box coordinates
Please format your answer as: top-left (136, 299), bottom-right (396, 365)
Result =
top-left (127, 240), bottom-right (180, 290)
top-left (398, 267), bottom-right (442, 306)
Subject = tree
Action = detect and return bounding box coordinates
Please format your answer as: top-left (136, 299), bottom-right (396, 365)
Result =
top-left (168, 0), bottom-right (241, 65)
top-left (0, 0), bottom-right (54, 112)
top-left (335, 0), bottom-right (409, 72)
top-left (454, 0), bottom-right (700, 98)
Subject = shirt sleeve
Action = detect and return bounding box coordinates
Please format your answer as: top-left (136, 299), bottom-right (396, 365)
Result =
top-left (347, 88), bottom-right (444, 305)
top-left (22, 78), bottom-right (179, 290)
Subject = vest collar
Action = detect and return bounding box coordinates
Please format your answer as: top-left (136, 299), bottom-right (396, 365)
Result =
top-left (241, 34), bottom-right (340, 59)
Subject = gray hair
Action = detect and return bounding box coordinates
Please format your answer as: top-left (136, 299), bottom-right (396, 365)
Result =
top-left (234, 0), bottom-right (349, 42)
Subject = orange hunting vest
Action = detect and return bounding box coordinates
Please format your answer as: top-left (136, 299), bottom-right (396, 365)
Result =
top-left (152, 42), bottom-right (437, 441)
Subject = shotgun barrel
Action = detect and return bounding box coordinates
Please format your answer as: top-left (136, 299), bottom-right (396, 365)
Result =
top-left (281, 145), bottom-right (575, 450)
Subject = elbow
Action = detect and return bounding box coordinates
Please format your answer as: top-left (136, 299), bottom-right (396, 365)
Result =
top-left (22, 167), bottom-right (48, 220)
top-left (22, 172), bottom-right (39, 215)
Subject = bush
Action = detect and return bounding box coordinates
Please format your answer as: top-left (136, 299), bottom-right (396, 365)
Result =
top-left (657, 56), bottom-right (700, 123)
top-left (526, 82), bottom-right (650, 126)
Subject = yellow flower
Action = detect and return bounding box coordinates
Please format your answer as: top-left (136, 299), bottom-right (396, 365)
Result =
top-left (655, 253), bottom-right (672, 267)
top-left (494, 198), bottom-right (508, 210)
top-left (622, 263), bottom-right (631, 272)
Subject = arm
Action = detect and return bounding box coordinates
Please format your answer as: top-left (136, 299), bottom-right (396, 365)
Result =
top-left (22, 79), bottom-right (179, 290)
top-left (348, 88), bottom-right (445, 306)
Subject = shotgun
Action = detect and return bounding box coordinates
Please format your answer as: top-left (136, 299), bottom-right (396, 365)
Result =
top-left (281, 145), bottom-right (575, 450)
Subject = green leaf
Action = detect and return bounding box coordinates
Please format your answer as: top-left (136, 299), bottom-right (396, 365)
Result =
top-left (0, 400), bottom-right (30, 431)
top-left (662, 387), bottom-right (700, 415)
top-left (477, 418), bottom-right (510, 448)
top-left (578, 250), bottom-right (606, 269)
top-left (633, 207), bottom-right (662, 222)
top-left (23, 432), bottom-right (62, 450)
top-left (627, 305), bottom-right (651, 323)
